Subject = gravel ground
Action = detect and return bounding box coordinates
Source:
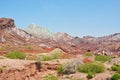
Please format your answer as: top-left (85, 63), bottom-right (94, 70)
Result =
top-left (0, 59), bottom-right (35, 70)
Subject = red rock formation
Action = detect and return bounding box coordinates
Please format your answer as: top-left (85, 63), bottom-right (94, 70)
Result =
top-left (0, 18), bottom-right (15, 30)
top-left (0, 18), bottom-right (15, 43)
top-left (0, 17), bottom-right (120, 55)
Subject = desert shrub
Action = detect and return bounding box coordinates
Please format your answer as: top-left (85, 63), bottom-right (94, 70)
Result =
top-left (6, 51), bottom-right (26, 59)
top-left (57, 64), bottom-right (64, 74)
top-left (87, 72), bottom-right (94, 79)
top-left (51, 50), bottom-right (63, 59)
top-left (85, 52), bottom-right (93, 56)
top-left (0, 66), bottom-right (6, 74)
top-left (26, 54), bottom-right (37, 60)
top-left (78, 61), bottom-right (105, 74)
top-left (57, 59), bottom-right (83, 74)
top-left (71, 78), bottom-right (83, 80)
top-left (111, 73), bottom-right (120, 80)
top-left (44, 74), bottom-right (58, 80)
top-left (118, 70), bottom-right (120, 74)
top-left (111, 64), bottom-right (120, 71)
top-left (26, 45), bottom-right (33, 49)
top-left (58, 63), bottom-right (77, 74)
top-left (35, 57), bottom-right (41, 72)
top-left (39, 50), bottom-right (63, 61)
top-left (0, 68), bottom-right (3, 73)
top-left (95, 55), bottom-right (112, 62)
top-left (39, 55), bottom-right (53, 61)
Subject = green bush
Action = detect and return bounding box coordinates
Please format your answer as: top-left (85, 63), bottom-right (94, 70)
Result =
top-left (39, 55), bottom-right (53, 61)
top-left (95, 55), bottom-right (112, 62)
top-left (78, 61), bottom-right (105, 74)
top-left (57, 59), bottom-right (83, 74)
top-left (6, 51), bottom-right (26, 59)
top-left (44, 74), bottom-right (58, 80)
top-left (87, 72), bottom-right (94, 79)
top-left (51, 51), bottom-right (62, 59)
top-left (118, 70), bottom-right (120, 74)
top-left (111, 64), bottom-right (120, 74)
top-left (57, 65), bottom-right (64, 74)
top-left (111, 73), bottom-right (120, 80)
top-left (39, 50), bottom-right (63, 61)
top-left (111, 64), bottom-right (120, 71)
top-left (85, 52), bottom-right (93, 56)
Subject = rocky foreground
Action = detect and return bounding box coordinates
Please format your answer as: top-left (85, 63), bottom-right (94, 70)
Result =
top-left (0, 55), bottom-right (120, 80)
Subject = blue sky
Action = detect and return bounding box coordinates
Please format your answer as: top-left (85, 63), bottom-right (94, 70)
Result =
top-left (0, 0), bottom-right (120, 37)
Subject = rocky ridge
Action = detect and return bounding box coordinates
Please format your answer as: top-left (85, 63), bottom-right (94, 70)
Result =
top-left (0, 17), bottom-right (120, 55)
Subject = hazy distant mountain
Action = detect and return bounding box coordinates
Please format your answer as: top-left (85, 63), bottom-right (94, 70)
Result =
top-left (25, 23), bottom-right (53, 39)
top-left (54, 32), bottom-right (73, 41)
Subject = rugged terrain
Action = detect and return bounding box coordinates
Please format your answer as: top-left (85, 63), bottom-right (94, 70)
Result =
top-left (0, 17), bottom-right (120, 80)
top-left (0, 17), bottom-right (120, 55)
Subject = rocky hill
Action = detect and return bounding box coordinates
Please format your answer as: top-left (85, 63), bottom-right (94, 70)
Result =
top-left (0, 17), bottom-right (120, 55)
top-left (0, 18), bottom-right (41, 46)
top-left (26, 24), bottom-right (53, 39)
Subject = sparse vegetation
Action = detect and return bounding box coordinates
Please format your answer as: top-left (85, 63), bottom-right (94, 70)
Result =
top-left (0, 68), bottom-right (3, 74)
top-left (111, 73), bottom-right (120, 80)
top-left (57, 59), bottom-right (83, 74)
top-left (95, 55), bottom-right (112, 62)
top-left (39, 50), bottom-right (63, 61)
top-left (0, 47), bottom-right (7, 51)
top-left (26, 54), bottom-right (37, 60)
top-left (85, 52), bottom-right (93, 56)
top-left (71, 78), bottom-right (83, 80)
top-left (6, 51), bottom-right (26, 59)
top-left (57, 64), bottom-right (64, 74)
top-left (51, 50), bottom-right (63, 59)
top-left (111, 64), bottom-right (120, 72)
top-left (39, 55), bottom-right (53, 61)
top-left (57, 63), bottom-right (76, 75)
top-left (87, 72), bottom-right (94, 79)
top-left (44, 74), bottom-right (58, 80)
top-left (78, 61), bottom-right (105, 74)
top-left (35, 56), bottom-right (41, 72)
top-left (26, 45), bottom-right (33, 49)
top-left (0, 66), bottom-right (6, 74)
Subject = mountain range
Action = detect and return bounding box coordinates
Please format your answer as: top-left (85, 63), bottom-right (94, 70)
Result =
top-left (0, 18), bottom-right (120, 55)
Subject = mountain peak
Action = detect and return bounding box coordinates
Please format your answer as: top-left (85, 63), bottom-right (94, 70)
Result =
top-left (25, 24), bottom-right (53, 39)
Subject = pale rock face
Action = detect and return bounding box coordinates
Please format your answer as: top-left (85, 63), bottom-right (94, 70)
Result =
top-left (109, 33), bottom-right (120, 41)
top-left (12, 27), bottom-right (33, 40)
top-left (25, 23), bottom-right (53, 39)
top-left (25, 24), bottom-right (74, 41)
top-left (0, 35), bottom-right (6, 43)
top-left (54, 32), bottom-right (73, 41)
top-left (39, 43), bottom-right (50, 48)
